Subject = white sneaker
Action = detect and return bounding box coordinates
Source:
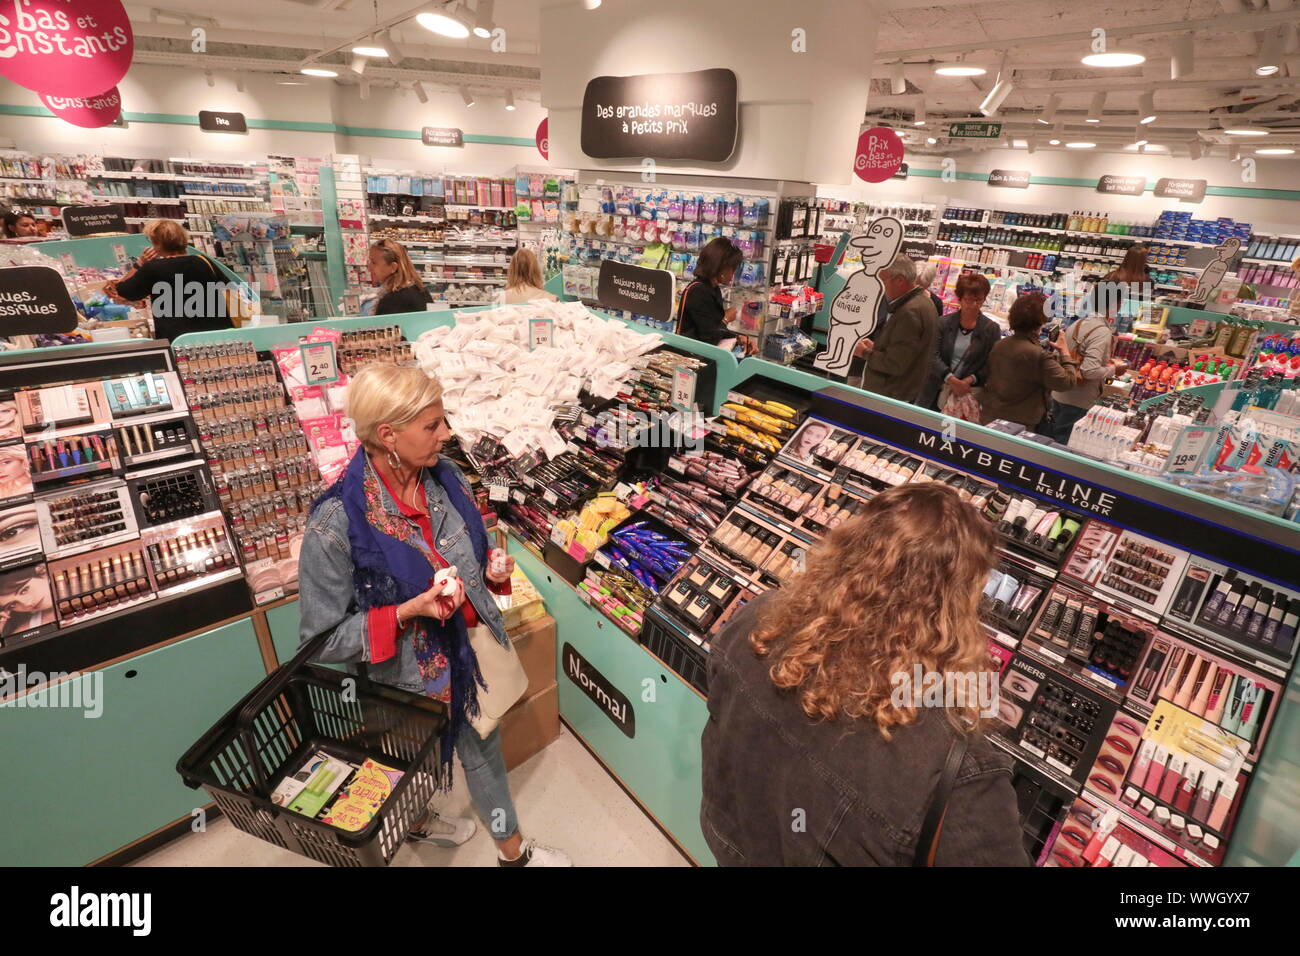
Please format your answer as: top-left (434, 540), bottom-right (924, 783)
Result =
top-left (407, 812), bottom-right (478, 847)
top-left (498, 838), bottom-right (572, 867)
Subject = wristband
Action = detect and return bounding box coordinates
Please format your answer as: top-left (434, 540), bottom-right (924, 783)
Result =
top-left (395, 605), bottom-right (406, 629)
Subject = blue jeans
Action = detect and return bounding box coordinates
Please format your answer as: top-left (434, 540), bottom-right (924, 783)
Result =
top-left (1048, 401), bottom-right (1089, 444)
top-left (456, 725), bottom-right (519, 841)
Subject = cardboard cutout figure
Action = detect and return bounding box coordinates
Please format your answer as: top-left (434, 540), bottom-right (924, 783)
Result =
top-left (1187, 237), bottom-right (1242, 306)
top-left (814, 217), bottom-right (903, 374)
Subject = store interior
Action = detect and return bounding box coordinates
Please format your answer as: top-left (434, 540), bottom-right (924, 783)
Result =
top-left (1, 0), bottom-right (1299, 870)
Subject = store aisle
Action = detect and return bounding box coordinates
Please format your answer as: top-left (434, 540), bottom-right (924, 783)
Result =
top-left (134, 726), bottom-right (690, 867)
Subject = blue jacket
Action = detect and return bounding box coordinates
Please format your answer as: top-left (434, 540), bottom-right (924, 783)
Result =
top-left (297, 454), bottom-right (508, 693)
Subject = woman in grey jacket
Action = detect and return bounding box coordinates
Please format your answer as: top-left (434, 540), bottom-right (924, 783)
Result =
top-left (298, 364), bottom-right (569, 866)
top-left (1049, 282), bottom-right (1129, 443)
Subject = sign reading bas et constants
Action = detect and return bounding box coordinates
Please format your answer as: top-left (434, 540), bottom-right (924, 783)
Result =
top-left (563, 642), bottom-right (634, 737)
top-left (596, 259), bottom-right (675, 324)
top-left (198, 110), bottom-right (247, 133)
top-left (1097, 174), bottom-right (1148, 196)
top-left (1154, 177), bottom-right (1207, 204)
top-left (947, 121), bottom-right (1002, 139)
top-left (0, 266), bottom-right (80, 335)
top-left (421, 126), bottom-right (464, 147)
top-left (581, 68), bottom-right (738, 162)
top-left (988, 169), bottom-right (1031, 189)
top-left (61, 204), bottom-right (127, 237)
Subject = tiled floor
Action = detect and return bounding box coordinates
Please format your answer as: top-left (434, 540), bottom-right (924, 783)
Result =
top-left (133, 726), bottom-right (690, 867)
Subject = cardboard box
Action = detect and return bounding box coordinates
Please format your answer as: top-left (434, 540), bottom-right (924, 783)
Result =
top-left (500, 683), bottom-right (559, 771)
top-left (509, 613), bottom-right (556, 702)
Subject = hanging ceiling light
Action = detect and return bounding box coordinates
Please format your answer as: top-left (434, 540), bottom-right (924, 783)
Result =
top-left (418, 4), bottom-right (473, 38)
top-left (1049, 138), bottom-right (1062, 145)
top-left (412, 80), bottom-right (428, 103)
top-left (926, 136), bottom-right (938, 145)
top-left (460, 86), bottom-right (476, 107)
top-left (1138, 91), bottom-right (1157, 124)
top-left (1037, 93), bottom-right (1060, 125)
top-left (913, 99), bottom-right (927, 126)
top-left (1223, 125), bottom-right (1270, 136)
top-left (1026, 136), bottom-right (1037, 154)
top-left (301, 66), bottom-right (338, 77)
top-left (1256, 147), bottom-right (1296, 155)
top-left (1086, 91), bottom-right (1106, 123)
top-left (1064, 141), bottom-right (1096, 148)
top-left (504, 89), bottom-right (516, 111)
top-left (349, 54), bottom-right (368, 75)
top-left (934, 53), bottom-right (986, 76)
top-left (1188, 139), bottom-right (1202, 160)
top-left (352, 36), bottom-right (388, 57)
top-left (1132, 126), bottom-right (1149, 147)
top-left (383, 28), bottom-right (403, 66)
top-left (890, 62), bottom-right (907, 95)
top-left (583, 0), bottom-right (602, 8)
top-left (473, 0), bottom-right (494, 38)
top-left (277, 77), bottom-right (309, 86)
top-left (979, 56), bottom-right (1014, 117)
top-left (1082, 50), bottom-right (1146, 67)
top-left (1256, 26), bottom-right (1285, 77)
top-left (1171, 34), bottom-right (1194, 79)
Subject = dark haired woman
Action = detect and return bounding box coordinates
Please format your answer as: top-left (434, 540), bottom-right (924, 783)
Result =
top-left (701, 483), bottom-right (1029, 866)
top-left (979, 292), bottom-right (1078, 431)
top-left (677, 236), bottom-right (754, 353)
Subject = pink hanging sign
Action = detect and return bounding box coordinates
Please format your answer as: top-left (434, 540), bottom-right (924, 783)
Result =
top-left (39, 86), bottom-right (122, 127)
top-left (0, 0), bottom-right (134, 97)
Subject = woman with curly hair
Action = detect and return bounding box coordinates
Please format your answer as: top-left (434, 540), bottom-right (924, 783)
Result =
top-left (700, 482), bottom-right (1028, 866)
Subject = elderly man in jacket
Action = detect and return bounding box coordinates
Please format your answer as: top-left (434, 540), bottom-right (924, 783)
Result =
top-left (853, 254), bottom-right (939, 403)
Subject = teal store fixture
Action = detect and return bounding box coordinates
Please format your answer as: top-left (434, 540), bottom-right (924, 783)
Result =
top-left (4, 302), bottom-right (1296, 867)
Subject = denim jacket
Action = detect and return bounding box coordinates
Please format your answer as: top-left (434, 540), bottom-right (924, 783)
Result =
top-left (296, 454), bottom-right (508, 693)
top-left (701, 594), bottom-right (1030, 866)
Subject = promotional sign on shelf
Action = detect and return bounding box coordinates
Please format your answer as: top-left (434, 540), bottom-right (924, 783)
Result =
top-left (299, 341), bottom-right (339, 386)
top-left (0, 266), bottom-right (80, 335)
top-left (581, 68), bottom-right (738, 162)
top-left (853, 127), bottom-right (905, 184)
top-left (1097, 174), bottom-right (1147, 196)
top-left (421, 126), bottom-right (463, 147)
top-left (536, 116), bottom-right (549, 160)
top-left (61, 204), bottom-right (127, 237)
top-left (988, 169), bottom-right (1032, 189)
top-left (1154, 177), bottom-right (1207, 204)
top-left (596, 259), bottom-right (675, 323)
top-left (0, 0), bottom-right (134, 97)
top-left (527, 317), bottom-right (554, 350)
top-left (198, 110), bottom-right (248, 134)
top-left (38, 87), bottom-right (122, 128)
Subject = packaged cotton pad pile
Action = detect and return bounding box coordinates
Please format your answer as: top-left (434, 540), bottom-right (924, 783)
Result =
top-left (412, 301), bottom-right (662, 458)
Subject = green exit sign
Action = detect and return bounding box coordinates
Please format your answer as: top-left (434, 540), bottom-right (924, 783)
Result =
top-left (947, 122), bottom-right (1002, 139)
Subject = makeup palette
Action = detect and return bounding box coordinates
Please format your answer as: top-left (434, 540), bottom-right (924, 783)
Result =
top-left (35, 482), bottom-right (138, 558)
top-left (16, 384), bottom-right (97, 433)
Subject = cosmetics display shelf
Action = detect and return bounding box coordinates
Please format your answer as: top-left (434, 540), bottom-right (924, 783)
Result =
top-left (0, 341), bottom-right (252, 676)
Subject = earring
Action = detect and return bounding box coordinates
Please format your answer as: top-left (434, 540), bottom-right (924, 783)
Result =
top-left (387, 447), bottom-right (401, 470)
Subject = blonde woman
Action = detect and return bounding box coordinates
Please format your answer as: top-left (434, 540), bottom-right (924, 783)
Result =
top-left (369, 239), bottom-right (432, 315)
top-left (499, 247), bottom-right (557, 305)
top-left (299, 364), bottom-right (570, 867)
top-left (701, 483), bottom-right (1028, 866)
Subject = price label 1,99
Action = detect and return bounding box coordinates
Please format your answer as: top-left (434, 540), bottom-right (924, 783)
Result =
top-left (300, 341), bottom-right (340, 386)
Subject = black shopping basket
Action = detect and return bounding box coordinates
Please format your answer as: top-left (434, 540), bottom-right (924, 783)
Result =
top-left (177, 632), bottom-right (447, 867)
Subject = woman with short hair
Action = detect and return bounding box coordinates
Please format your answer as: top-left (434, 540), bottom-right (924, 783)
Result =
top-left (979, 292), bottom-right (1078, 431)
top-left (103, 219), bottom-right (237, 342)
top-left (918, 272), bottom-right (1002, 411)
top-left (500, 248), bottom-right (558, 305)
top-left (369, 239), bottom-right (433, 315)
top-left (298, 364), bottom-right (570, 866)
top-left (701, 483), bottom-right (1029, 866)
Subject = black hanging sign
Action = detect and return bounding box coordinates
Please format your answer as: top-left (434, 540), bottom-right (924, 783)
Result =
top-left (421, 127), bottom-right (464, 147)
top-left (596, 259), bottom-right (675, 323)
top-left (61, 204), bottom-right (127, 237)
top-left (0, 266), bottom-right (80, 335)
top-left (893, 162), bottom-right (909, 180)
top-left (988, 169), bottom-right (1031, 189)
top-left (1097, 174), bottom-right (1147, 196)
top-left (198, 110), bottom-right (248, 133)
top-left (1154, 178), bottom-right (1207, 204)
top-left (581, 68), bottom-right (738, 162)
top-left (563, 642), bottom-right (635, 737)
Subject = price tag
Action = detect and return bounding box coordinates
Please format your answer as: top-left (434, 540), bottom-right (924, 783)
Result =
top-left (59, 253), bottom-right (77, 276)
top-left (299, 341), bottom-right (340, 386)
top-left (594, 550), bottom-right (611, 569)
top-left (112, 243), bottom-right (130, 268)
top-left (1164, 425), bottom-right (1215, 475)
top-left (543, 488), bottom-right (558, 505)
top-left (667, 456), bottom-right (686, 473)
top-left (511, 489), bottom-right (526, 504)
top-left (528, 317), bottom-right (554, 350)
top-left (672, 368), bottom-right (697, 411)
top-left (550, 526), bottom-right (569, 548)
top-left (613, 482), bottom-right (635, 500)
top-left (1046, 756), bottom-right (1073, 774)
top-left (567, 542), bottom-right (590, 563)
top-left (1019, 741), bottom-right (1046, 759)
top-left (1034, 645), bottom-right (1066, 664)
top-left (1086, 669), bottom-right (1118, 689)
top-left (489, 484), bottom-right (509, 503)
top-left (566, 441), bottom-right (582, 455)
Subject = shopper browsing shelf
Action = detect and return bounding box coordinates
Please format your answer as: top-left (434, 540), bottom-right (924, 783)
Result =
top-left (298, 365), bottom-right (570, 867)
top-left (916, 262), bottom-right (946, 319)
top-left (701, 483), bottom-right (1029, 866)
top-left (979, 292), bottom-right (1079, 431)
top-left (2, 212), bottom-right (39, 238)
top-left (855, 254), bottom-right (939, 402)
top-left (677, 236), bottom-right (756, 355)
top-left (103, 219), bottom-right (237, 342)
top-left (499, 248), bottom-right (558, 305)
top-left (368, 239), bottom-right (433, 315)
top-left (918, 272), bottom-right (1002, 412)
top-left (1048, 282), bottom-right (1127, 443)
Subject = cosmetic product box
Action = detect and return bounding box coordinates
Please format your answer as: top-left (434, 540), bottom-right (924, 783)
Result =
top-left (659, 556), bottom-right (749, 635)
